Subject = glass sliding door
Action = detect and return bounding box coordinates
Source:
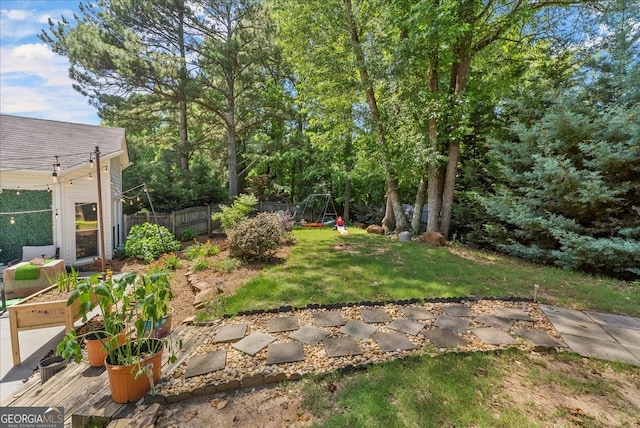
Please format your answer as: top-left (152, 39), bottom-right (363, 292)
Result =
top-left (75, 202), bottom-right (98, 259)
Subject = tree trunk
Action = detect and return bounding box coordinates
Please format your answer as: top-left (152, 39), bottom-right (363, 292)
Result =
top-left (382, 190), bottom-right (395, 233)
top-left (440, 141), bottom-right (460, 238)
top-left (344, 0), bottom-right (408, 232)
top-left (411, 176), bottom-right (427, 235)
top-left (178, 2), bottom-right (189, 174)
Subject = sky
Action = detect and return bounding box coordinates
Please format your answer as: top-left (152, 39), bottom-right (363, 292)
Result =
top-left (1, 0), bottom-right (100, 125)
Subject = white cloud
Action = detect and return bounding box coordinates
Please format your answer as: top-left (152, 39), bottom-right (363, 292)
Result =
top-left (0, 3), bottom-right (98, 125)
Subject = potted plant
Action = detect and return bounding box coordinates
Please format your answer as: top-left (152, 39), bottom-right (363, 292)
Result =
top-left (56, 272), bottom-right (178, 403)
top-left (59, 271), bottom-right (128, 367)
top-left (135, 273), bottom-right (174, 338)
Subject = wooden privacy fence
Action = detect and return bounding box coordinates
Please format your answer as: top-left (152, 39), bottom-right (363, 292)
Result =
top-left (123, 202), bottom-right (302, 240)
top-left (124, 206), bottom-right (218, 240)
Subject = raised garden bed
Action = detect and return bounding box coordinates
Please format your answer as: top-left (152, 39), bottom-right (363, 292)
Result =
top-left (8, 285), bottom-right (97, 366)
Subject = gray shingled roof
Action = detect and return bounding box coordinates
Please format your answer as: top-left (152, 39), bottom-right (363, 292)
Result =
top-left (0, 114), bottom-right (128, 173)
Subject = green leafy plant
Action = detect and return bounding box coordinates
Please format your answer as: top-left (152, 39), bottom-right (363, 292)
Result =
top-left (191, 258), bottom-right (211, 271)
top-left (124, 223), bottom-right (181, 263)
top-left (45, 267), bottom-right (80, 292)
top-left (181, 228), bottom-right (196, 241)
top-left (212, 193), bottom-right (258, 232)
top-left (203, 241), bottom-right (220, 257)
top-left (183, 241), bottom-right (203, 260)
top-left (213, 257), bottom-right (242, 273)
top-left (227, 212), bottom-right (284, 261)
top-left (159, 253), bottom-right (181, 271)
top-left (57, 272), bottom-right (178, 370)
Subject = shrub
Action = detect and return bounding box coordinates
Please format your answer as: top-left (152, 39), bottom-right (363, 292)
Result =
top-left (181, 228), bottom-right (196, 241)
top-left (212, 194), bottom-right (258, 232)
top-left (160, 253), bottom-right (182, 270)
top-left (202, 241), bottom-right (220, 257)
top-left (227, 212), bottom-right (284, 261)
top-left (183, 242), bottom-right (203, 260)
top-left (191, 257), bottom-right (211, 271)
top-left (124, 223), bottom-right (181, 263)
top-left (213, 257), bottom-right (243, 273)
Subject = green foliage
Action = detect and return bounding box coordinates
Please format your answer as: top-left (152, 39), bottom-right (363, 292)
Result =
top-left (212, 194), bottom-right (258, 232)
top-left (191, 258), bottom-right (211, 271)
top-left (227, 212), bottom-right (285, 261)
top-left (124, 223), bottom-right (181, 263)
top-left (0, 190), bottom-right (53, 264)
top-left (181, 229), bottom-right (196, 241)
top-left (159, 253), bottom-right (181, 271)
top-left (183, 241), bottom-right (203, 261)
top-left (213, 257), bottom-right (243, 273)
top-left (203, 242), bottom-right (220, 257)
top-left (57, 272), bottom-right (177, 369)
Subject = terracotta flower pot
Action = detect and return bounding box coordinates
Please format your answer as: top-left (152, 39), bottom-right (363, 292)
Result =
top-left (84, 331), bottom-right (126, 367)
top-left (105, 339), bottom-right (163, 403)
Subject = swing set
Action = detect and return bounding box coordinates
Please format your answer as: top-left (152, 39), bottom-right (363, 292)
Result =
top-left (296, 193), bottom-right (338, 227)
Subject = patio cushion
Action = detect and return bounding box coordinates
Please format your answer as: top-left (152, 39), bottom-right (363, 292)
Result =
top-left (21, 245), bottom-right (57, 262)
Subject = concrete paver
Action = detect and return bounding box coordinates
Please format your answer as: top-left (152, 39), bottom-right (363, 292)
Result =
top-left (213, 323), bottom-right (247, 343)
top-left (513, 328), bottom-right (566, 348)
top-left (585, 311), bottom-right (640, 330)
top-left (544, 315), bottom-right (613, 342)
top-left (324, 337), bottom-right (362, 357)
top-left (493, 307), bottom-right (533, 321)
top-left (387, 318), bottom-right (426, 336)
top-left (475, 313), bottom-right (513, 330)
top-left (268, 316), bottom-right (298, 333)
top-left (340, 320), bottom-right (378, 339)
top-left (266, 342), bottom-right (305, 365)
top-left (471, 327), bottom-right (519, 345)
top-left (373, 332), bottom-right (416, 352)
top-left (289, 324), bottom-right (330, 346)
top-left (401, 307), bottom-right (437, 321)
top-left (560, 334), bottom-right (640, 365)
top-left (442, 304), bottom-right (474, 317)
top-left (601, 325), bottom-right (640, 347)
top-left (434, 314), bottom-right (470, 334)
top-left (313, 311), bottom-right (345, 327)
top-left (424, 328), bottom-right (468, 348)
top-left (184, 350), bottom-right (226, 379)
top-left (232, 332), bottom-right (275, 356)
top-left (359, 309), bottom-right (392, 323)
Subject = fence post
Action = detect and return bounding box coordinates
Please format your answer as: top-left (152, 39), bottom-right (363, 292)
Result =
top-left (207, 205), bottom-right (212, 235)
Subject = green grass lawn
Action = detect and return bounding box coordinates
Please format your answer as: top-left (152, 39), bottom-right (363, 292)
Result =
top-left (195, 227), bottom-right (640, 427)
top-left (206, 227), bottom-right (639, 318)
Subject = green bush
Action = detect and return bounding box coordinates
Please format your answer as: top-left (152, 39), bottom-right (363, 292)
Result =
top-left (183, 242), bottom-right (203, 260)
top-left (182, 229), bottom-right (196, 241)
top-left (213, 257), bottom-right (243, 273)
top-left (191, 257), bottom-right (211, 271)
top-left (203, 242), bottom-right (220, 257)
top-left (227, 212), bottom-right (284, 261)
top-left (160, 253), bottom-right (182, 270)
top-left (124, 223), bottom-right (181, 263)
top-left (212, 194), bottom-right (258, 232)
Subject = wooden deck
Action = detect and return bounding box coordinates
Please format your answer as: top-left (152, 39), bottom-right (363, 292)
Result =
top-left (0, 324), bottom-right (207, 428)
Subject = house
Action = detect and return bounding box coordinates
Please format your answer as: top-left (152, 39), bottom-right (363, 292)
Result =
top-left (0, 114), bottom-right (129, 267)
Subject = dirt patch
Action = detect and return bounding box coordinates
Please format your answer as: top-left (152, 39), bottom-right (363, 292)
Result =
top-left (155, 383), bottom-right (312, 428)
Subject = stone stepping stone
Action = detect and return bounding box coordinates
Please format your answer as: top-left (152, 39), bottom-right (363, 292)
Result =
top-left (493, 307), bottom-right (533, 321)
top-left (513, 328), bottom-right (566, 348)
top-left (472, 327), bottom-right (519, 345)
top-left (290, 324), bottom-right (330, 346)
top-left (434, 314), bottom-right (470, 334)
top-left (184, 350), bottom-right (226, 379)
top-left (387, 318), bottom-right (426, 336)
top-left (324, 337), bottom-right (362, 357)
top-left (359, 308), bottom-right (392, 323)
top-left (585, 311), bottom-right (640, 330)
top-left (313, 311), bottom-right (346, 327)
top-left (401, 307), bottom-right (437, 321)
top-left (602, 325), bottom-right (640, 347)
top-left (213, 323), bottom-right (248, 343)
top-left (232, 332), bottom-right (276, 356)
top-left (540, 305), bottom-right (593, 323)
top-left (340, 320), bottom-right (378, 339)
top-left (545, 316), bottom-right (612, 342)
top-left (442, 304), bottom-right (474, 317)
top-left (269, 316), bottom-right (299, 333)
top-left (266, 342), bottom-right (305, 365)
top-left (475, 313), bottom-right (514, 330)
top-left (561, 334), bottom-right (640, 366)
top-left (424, 329), bottom-right (467, 348)
top-left (373, 332), bottom-right (416, 352)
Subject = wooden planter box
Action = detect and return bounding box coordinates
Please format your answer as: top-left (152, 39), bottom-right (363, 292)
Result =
top-left (8, 285), bottom-right (96, 366)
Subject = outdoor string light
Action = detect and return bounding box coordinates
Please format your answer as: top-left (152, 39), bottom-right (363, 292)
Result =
top-left (55, 155), bottom-right (61, 172)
